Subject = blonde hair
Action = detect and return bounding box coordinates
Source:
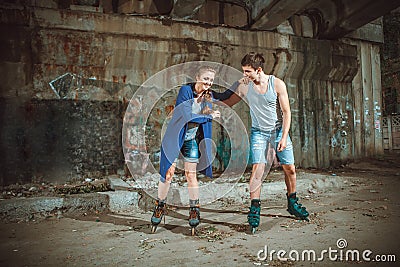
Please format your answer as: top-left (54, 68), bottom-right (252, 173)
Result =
top-left (196, 66), bottom-right (216, 77)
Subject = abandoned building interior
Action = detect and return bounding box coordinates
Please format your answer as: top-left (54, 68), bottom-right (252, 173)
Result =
top-left (1, 0), bottom-right (400, 186)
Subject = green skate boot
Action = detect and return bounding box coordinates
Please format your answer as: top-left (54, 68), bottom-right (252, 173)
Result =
top-left (188, 206), bottom-right (200, 236)
top-left (247, 199), bottom-right (261, 234)
top-left (150, 199), bottom-right (166, 233)
top-left (287, 192), bottom-right (309, 221)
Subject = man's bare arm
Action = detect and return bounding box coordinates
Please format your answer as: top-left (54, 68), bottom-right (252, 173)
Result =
top-left (275, 78), bottom-right (291, 151)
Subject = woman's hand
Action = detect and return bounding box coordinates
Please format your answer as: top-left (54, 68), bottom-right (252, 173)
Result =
top-left (211, 110), bottom-right (221, 119)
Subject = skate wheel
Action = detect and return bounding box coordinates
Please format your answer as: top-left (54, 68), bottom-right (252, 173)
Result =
top-left (151, 225), bottom-right (157, 233)
top-left (191, 227), bottom-right (196, 236)
top-left (251, 227), bottom-right (257, 234)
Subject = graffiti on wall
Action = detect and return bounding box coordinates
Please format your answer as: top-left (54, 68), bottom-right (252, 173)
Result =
top-left (291, 95), bottom-right (327, 156)
top-left (49, 72), bottom-right (134, 101)
top-left (374, 101), bottom-right (382, 132)
top-left (330, 94), bottom-right (353, 151)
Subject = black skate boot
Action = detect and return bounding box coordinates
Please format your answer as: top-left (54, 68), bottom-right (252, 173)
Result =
top-left (247, 199), bottom-right (261, 234)
top-left (287, 192), bottom-right (309, 221)
top-left (188, 200), bottom-right (200, 236)
top-left (189, 206), bottom-right (200, 236)
top-left (150, 199), bottom-right (166, 233)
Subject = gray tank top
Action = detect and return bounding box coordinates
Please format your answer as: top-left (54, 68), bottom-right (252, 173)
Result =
top-left (246, 75), bottom-right (283, 131)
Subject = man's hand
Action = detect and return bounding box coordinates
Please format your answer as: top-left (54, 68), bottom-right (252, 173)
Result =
top-left (277, 139), bottom-right (287, 152)
top-left (238, 77), bottom-right (251, 85)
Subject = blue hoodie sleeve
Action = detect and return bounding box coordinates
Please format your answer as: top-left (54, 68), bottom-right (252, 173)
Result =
top-left (176, 85), bottom-right (212, 124)
top-left (211, 81), bottom-right (239, 101)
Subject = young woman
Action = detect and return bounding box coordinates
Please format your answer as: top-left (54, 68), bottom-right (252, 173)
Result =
top-left (151, 66), bottom-right (221, 234)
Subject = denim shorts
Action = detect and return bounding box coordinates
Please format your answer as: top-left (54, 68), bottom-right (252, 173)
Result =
top-left (180, 138), bottom-right (199, 163)
top-left (250, 127), bottom-right (295, 165)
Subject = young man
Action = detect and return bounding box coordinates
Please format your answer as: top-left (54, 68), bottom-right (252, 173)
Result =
top-left (215, 52), bottom-right (309, 231)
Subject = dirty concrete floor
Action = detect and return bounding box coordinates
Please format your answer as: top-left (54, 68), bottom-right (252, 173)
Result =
top-left (0, 153), bottom-right (399, 267)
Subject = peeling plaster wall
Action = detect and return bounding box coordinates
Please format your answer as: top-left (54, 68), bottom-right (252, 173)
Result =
top-left (0, 4), bottom-right (384, 185)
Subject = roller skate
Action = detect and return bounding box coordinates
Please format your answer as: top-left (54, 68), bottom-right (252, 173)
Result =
top-left (188, 205), bottom-right (200, 236)
top-left (287, 192), bottom-right (309, 221)
top-left (247, 199), bottom-right (261, 234)
top-left (150, 199), bottom-right (166, 233)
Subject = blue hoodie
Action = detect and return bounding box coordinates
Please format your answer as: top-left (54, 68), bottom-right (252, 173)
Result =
top-left (159, 84), bottom-right (214, 182)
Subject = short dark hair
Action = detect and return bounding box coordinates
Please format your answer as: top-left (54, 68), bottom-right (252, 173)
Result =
top-left (241, 52), bottom-right (265, 70)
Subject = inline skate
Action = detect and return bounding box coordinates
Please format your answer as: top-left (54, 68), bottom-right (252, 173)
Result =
top-left (287, 192), bottom-right (309, 221)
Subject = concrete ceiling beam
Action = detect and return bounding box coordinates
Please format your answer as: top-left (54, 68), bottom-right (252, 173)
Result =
top-left (319, 0), bottom-right (400, 39)
top-left (249, 0), bottom-right (314, 30)
top-left (170, 0), bottom-right (206, 19)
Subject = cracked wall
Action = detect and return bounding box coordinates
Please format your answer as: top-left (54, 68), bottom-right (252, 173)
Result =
top-left (0, 4), bottom-right (384, 185)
